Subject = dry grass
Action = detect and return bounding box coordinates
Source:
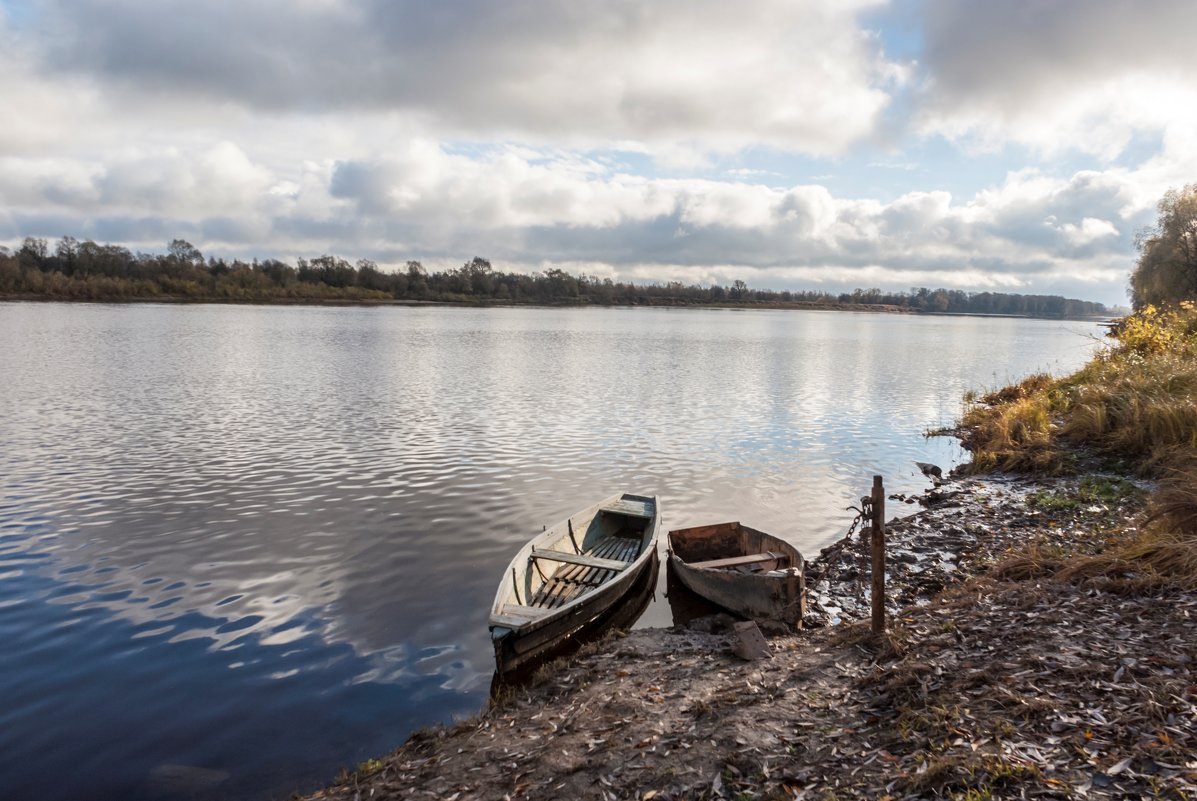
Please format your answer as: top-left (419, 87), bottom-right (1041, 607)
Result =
top-left (959, 303), bottom-right (1197, 586)
top-left (830, 619), bottom-right (908, 659)
top-left (1061, 357), bottom-right (1197, 469)
top-left (992, 529), bottom-right (1197, 592)
top-left (989, 544), bottom-right (1066, 582)
top-left (959, 392), bottom-right (1063, 473)
top-left (975, 372), bottom-right (1056, 406)
top-left (1148, 463), bottom-right (1197, 537)
top-left (1107, 529), bottom-right (1197, 585)
top-left (962, 305), bottom-right (1197, 475)
top-left (1047, 467), bottom-right (1197, 589)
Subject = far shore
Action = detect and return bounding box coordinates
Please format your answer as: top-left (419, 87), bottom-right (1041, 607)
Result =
top-left (0, 294), bottom-right (1116, 321)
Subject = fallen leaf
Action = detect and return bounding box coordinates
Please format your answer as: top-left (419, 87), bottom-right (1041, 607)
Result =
top-left (1107, 757), bottom-right (1132, 775)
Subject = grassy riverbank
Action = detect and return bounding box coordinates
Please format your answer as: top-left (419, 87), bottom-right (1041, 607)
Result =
top-left (298, 305), bottom-right (1197, 801)
top-left (958, 302), bottom-right (1197, 588)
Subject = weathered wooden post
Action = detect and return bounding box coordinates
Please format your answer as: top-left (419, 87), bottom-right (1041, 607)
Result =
top-left (871, 474), bottom-right (886, 636)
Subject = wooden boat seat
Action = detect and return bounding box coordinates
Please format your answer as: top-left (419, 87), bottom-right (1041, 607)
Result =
top-left (531, 548), bottom-right (628, 572)
top-left (492, 604), bottom-right (554, 628)
top-left (690, 550), bottom-right (786, 570)
top-left (601, 498), bottom-right (654, 519)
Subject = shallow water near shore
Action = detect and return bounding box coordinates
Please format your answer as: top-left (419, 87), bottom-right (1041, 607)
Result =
top-left (0, 302), bottom-right (1102, 800)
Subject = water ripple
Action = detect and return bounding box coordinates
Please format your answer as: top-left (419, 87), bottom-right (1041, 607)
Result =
top-left (0, 302), bottom-right (1101, 801)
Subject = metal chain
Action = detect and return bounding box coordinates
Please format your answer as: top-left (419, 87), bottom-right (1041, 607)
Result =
top-left (809, 496), bottom-right (872, 584)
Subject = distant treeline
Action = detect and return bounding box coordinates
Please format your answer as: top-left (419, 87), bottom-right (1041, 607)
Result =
top-left (0, 236), bottom-right (1110, 318)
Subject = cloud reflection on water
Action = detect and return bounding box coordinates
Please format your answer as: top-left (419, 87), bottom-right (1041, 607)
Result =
top-left (0, 303), bottom-right (1101, 800)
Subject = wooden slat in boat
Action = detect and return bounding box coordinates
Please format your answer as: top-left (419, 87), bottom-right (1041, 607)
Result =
top-left (530, 535), bottom-right (635, 608)
top-left (690, 551), bottom-right (785, 570)
top-left (533, 579), bottom-right (575, 608)
top-left (531, 548), bottom-right (629, 572)
top-left (530, 538), bottom-right (605, 607)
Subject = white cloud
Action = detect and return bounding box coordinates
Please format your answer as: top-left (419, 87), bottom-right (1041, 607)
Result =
top-left (0, 12), bottom-right (101, 156)
top-left (0, 46), bottom-right (1153, 304)
top-left (915, 0), bottom-right (1197, 159)
top-left (96, 143), bottom-right (274, 216)
top-left (1052, 217), bottom-right (1119, 248)
top-left (4, 0), bottom-right (1191, 308)
top-left (725, 168), bottom-right (781, 179)
top-left (3, 135), bottom-right (1147, 304)
top-left (34, 0), bottom-right (900, 157)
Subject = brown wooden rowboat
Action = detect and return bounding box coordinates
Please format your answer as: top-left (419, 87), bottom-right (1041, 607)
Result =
top-left (667, 521), bottom-right (805, 627)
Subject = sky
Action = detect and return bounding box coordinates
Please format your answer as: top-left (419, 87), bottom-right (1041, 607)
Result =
top-left (2, 0), bottom-right (1196, 307)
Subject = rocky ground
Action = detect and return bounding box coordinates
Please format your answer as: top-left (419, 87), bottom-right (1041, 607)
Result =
top-left (301, 473), bottom-right (1197, 801)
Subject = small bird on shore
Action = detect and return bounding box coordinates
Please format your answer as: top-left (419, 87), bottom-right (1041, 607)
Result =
top-left (915, 461), bottom-right (944, 483)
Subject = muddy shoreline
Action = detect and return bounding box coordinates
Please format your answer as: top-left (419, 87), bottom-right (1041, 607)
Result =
top-left (300, 471), bottom-right (1196, 800)
top-left (804, 472), bottom-right (1148, 628)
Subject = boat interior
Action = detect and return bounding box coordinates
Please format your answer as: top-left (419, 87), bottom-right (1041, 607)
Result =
top-left (670, 522), bottom-right (795, 572)
top-left (521, 496), bottom-right (655, 610)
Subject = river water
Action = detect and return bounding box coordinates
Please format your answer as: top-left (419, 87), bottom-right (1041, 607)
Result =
top-left (0, 302), bottom-right (1102, 800)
